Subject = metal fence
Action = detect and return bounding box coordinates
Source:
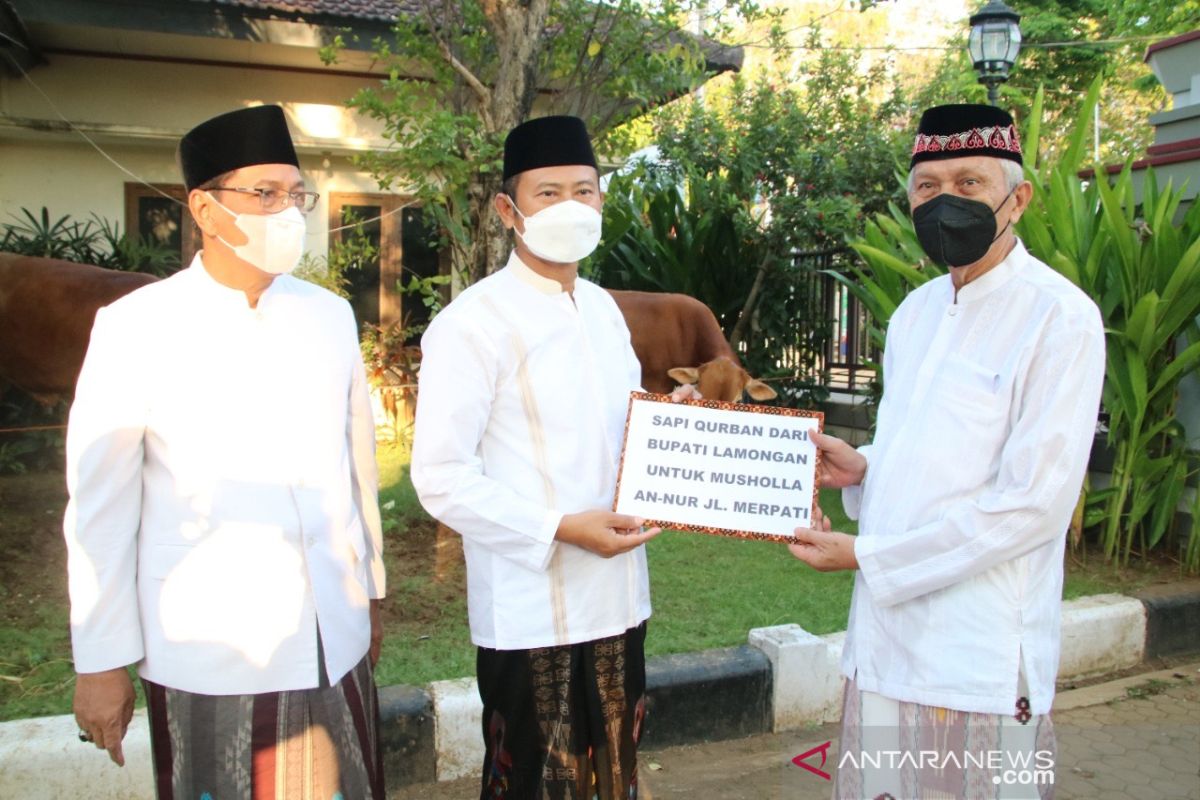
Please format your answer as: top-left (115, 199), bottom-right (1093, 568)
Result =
top-left (769, 248), bottom-right (880, 394)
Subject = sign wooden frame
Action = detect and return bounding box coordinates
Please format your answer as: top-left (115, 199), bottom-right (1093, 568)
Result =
top-left (613, 392), bottom-right (824, 542)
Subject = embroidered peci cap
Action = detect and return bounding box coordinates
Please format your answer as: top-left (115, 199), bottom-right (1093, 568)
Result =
top-left (910, 104), bottom-right (1022, 168)
top-left (178, 105), bottom-right (300, 191)
top-left (502, 116), bottom-right (598, 182)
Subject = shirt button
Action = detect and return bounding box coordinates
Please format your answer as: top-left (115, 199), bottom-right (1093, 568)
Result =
top-left (306, 535), bottom-right (316, 548)
top-left (255, 311), bottom-right (265, 322)
top-left (948, 306), bottom-right (958, 317)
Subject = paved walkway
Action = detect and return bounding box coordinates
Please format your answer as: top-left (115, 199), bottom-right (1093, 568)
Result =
top-left (393, 663), bottom-right (1200, 799)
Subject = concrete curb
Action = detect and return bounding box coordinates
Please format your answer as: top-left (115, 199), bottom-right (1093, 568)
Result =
top-left (2, 589), bottom-right (1196, 797)
top-left (643, 645), bottom-right (772, 749)
top-left (1136, 580), bottom-right (1200, 659)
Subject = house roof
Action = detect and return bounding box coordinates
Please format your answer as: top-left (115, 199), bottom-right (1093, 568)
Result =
top-left (197, 0), bottom-right (742, 72)
top-left (202, 0), bottom-right (418, 24)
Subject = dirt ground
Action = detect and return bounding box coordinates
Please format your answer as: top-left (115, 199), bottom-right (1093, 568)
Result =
top-left (0, 471), bottom-right (71, 634)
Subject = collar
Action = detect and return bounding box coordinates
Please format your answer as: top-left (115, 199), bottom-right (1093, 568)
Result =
top-left (505, 251), bottom-right (568, 296)
top-left (189, 251), bottom-right (282, 311)
top-left (950, 238), bottom-right (1024, 305)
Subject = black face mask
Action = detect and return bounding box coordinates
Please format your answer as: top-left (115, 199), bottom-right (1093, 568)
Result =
top-left (911, 187), bottom-right (1016, 268)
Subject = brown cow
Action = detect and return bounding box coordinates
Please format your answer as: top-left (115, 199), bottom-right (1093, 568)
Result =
top-left (667, 356), bottom-right (776, 404)
top-left (607, 289), bottom-right (775, 402)
top-left (0, 253), bottom-right (158, 399)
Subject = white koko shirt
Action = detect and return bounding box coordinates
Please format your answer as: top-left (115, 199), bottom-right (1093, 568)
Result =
top-left (411, 252), bottom-right (649, 650)
top-left (64, 255), bottom-right (385, 695)
top-left (842, 240), bottom-right (1105, 716)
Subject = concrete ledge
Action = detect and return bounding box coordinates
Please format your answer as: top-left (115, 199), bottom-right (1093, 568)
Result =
top-left (0, 708), bottom-right (154, 799)
top-left (748, 624), bottom-right (842, 731)
top-left (1058, 593), bottom-right (1147, 680)
top-left (378, 684), bottom-right (435, 788)
top-left (428, 676), bottom-right (483, 783)
top-left (1136, 582), bottom-right (1200, 659)
top-left (643, 645), bottom-right (772, 749)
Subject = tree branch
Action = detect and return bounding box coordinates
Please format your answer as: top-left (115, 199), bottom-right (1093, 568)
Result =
top-left (438, 41), bottom-right (494, 128)
top-left (419, 0), bottom-right (494, 128)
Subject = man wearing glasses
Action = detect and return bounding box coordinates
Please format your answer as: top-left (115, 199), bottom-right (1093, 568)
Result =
top-left (63, 105), bottom-right (386, 798)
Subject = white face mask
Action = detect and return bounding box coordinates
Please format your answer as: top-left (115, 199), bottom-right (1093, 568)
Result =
top-left (506, 196), bottom-right (602, 264)
top-left (207, 193), bottom-right (307, 275)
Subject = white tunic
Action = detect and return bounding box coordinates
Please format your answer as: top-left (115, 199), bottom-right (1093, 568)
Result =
top-left (64, 254), bottom-right (385, 695)
top-left (411, 252), bottom-right (650, 650)
top-left (841, 240), bottom-right (1105, 715)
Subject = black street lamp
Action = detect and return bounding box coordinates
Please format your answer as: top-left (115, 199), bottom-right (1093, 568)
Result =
top-left (968, 0), bottom-right (1022, 106)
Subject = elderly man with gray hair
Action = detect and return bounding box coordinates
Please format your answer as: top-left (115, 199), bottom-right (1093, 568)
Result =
top-left (789, 103), bottom-right (1105, 798)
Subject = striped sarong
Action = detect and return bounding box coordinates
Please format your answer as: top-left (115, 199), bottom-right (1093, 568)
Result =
top-left (142, 655), bottom-right (383, 800)
top-left (834, 676), bottom-right (1056, 800)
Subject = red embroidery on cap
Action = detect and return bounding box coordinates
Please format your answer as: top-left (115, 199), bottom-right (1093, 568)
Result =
top-left (911, 124), bottom-right (1022, 157)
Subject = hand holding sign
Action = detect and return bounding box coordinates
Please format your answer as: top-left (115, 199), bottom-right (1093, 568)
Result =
top-left (556, 510), bottom-right (661, 557)
top-left (811, 430), bottom-right (867, 489)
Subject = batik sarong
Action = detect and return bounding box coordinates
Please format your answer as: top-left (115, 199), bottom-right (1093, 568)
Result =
top-left (142, 654), bottom-right (383, 800)
top-left (834, 675), bottom-right (1056, 800)
top-left (476, 622), bottom-right (647, 800)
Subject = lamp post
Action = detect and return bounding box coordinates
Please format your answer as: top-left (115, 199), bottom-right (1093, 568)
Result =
top-left (968, 0), bottom-right (1022, 106)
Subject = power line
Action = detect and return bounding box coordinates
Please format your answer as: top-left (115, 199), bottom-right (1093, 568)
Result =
top-left (737, 32), bottom-right (1174, 51)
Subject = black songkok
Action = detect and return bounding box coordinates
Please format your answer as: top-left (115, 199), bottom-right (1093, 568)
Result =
top-left (178, 105), bottom-right (300, 191)
top-left (502, 116), bottom-right (598, 181)
top-left (910, 104), bottom-right (1022, 168)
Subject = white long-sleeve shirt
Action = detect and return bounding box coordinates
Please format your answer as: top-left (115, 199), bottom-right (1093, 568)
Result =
top-left (64, 254), bottom-right (384, 695)
top-left (841, 240), bottom-right (1105, 715)
top-left (411, 252), bottom-right (649, 649)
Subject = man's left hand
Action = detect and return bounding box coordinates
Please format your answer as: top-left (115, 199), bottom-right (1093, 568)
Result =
top-left (788, 524), bottom-right (859, 572)
top-left (369, 599), bottom-right (383, 667)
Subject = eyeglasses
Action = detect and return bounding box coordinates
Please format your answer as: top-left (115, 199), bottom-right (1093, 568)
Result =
top-left (210, 186), bottom-right (320, 214)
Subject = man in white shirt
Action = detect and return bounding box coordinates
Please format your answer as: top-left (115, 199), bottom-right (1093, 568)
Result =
top-left (65, 105), bottom-right (386, 798)
top-left (788, 104), bottom-right (1105, 798)
top-left (411, 116), bottom-right (660, 799)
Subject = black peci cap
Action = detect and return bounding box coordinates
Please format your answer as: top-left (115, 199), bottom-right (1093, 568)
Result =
top-left (178, 105), bottom-right (300, 191)
top-left (502, 115), bottom-right (598, 182)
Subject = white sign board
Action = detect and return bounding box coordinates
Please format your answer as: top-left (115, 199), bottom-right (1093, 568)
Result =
top-left (614, 393), bottom-right (823, 542)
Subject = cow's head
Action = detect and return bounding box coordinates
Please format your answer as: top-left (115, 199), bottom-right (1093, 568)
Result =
top-left (667, 356), bottom-right (777, 403)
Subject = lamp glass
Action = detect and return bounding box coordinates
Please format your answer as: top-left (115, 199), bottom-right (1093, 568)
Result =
top-left (968, 17), bottom-right (1021, 70)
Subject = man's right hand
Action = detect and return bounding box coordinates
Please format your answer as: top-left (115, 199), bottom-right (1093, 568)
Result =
top-left (555, 510), bottom-right (661, 557)
top-left (74, 667), bottom-right (135, 767)
top-left (811, 430), bottom-right (868, 489)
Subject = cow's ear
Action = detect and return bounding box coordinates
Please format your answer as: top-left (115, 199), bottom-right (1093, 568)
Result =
top-left (745, 379), bottom-right (777, 401)
top-left (667, 367), bottom-right (700, 385)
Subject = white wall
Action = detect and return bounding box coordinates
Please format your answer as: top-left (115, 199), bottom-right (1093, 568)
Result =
top-left (0, 53), bottom-right (406, 260)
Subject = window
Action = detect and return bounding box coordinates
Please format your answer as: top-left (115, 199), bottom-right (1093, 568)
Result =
top-left (123, 183), bottom-right (201, 268)
top-left (327, 193), bottom-right (442, 339)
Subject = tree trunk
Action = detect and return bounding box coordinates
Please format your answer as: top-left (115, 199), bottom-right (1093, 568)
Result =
top-left (466, 174), bottom-right (506, 284)
top-left (471, 0), bottom-right (552, 278)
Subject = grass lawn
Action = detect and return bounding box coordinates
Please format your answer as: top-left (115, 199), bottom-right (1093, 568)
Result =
top-left (0, 442), bottom-right (1190, 720)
